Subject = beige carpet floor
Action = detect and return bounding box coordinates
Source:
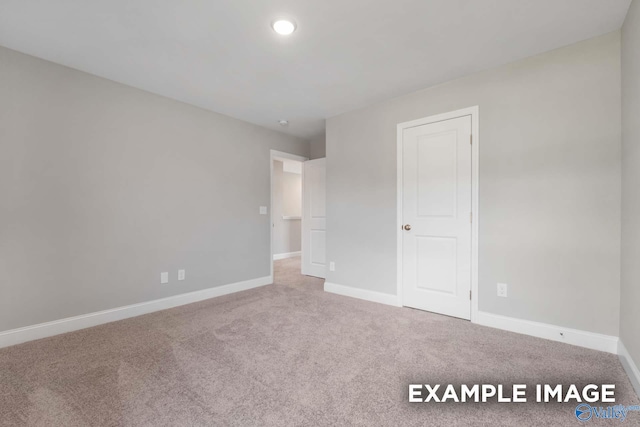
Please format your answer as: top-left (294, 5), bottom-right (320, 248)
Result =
top-left (1, 257), bottom-right (638, 426)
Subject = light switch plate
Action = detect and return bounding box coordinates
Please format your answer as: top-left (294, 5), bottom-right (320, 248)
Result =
top-left (259, 206), bottom-right (268, 215)
top-left (161, 272), bottom-right (169, 284)
top-left (178, 269), bottom-right (185, 281)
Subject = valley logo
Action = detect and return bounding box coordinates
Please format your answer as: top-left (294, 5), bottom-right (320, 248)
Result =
top-left (575, 403), bottom-right (640, 422)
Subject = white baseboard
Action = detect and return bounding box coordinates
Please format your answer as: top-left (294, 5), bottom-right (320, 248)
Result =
top-left (0, 275), bottom-right (273, 349)
top-left (475, 311), bottom-right (618, 354)
top-left (324, 282), bottom-right (401, 307)
top-left (273, 251), bottom-right (301, 260)
top-left (619, 341), bottom-right (640, 397)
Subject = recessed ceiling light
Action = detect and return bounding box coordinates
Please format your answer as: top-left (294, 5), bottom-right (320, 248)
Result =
top-left (278, 120), bottom-right (289, 126)
top-left (272, 19), bottom-right (296, 35)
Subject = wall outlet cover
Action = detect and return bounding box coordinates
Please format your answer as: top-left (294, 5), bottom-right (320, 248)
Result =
top-left (497, 282), bottom-right (508, 298)
top-left (178, 269), bottom-right (185, 281)
top-left (329, 262), bottom-right (335, 272)
top-left (259, 206), bottom-right (268, 215)
top-left (161, 272), bottom-right (169, 284)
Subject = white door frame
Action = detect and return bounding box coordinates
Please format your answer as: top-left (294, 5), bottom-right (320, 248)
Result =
top-left (396, 106), bottom-right (479, 322)
top-left (270, 150), bottom-right (308, 281)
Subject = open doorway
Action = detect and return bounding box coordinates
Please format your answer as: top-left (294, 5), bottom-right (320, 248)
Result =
top-left (270, 150), bottom-right (307, 279)
top-left (273, 158), bottom-right (303, 259)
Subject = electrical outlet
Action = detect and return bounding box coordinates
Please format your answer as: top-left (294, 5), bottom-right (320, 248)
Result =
top-left (161, 272), bottom-right (169, 284)
top-left (497, 282), bottom-right (508, 298)
top-left (329, 262), bottom-right (335, 271)
top-left (178, 269), bottom-right (185, 281)
top-left (259, 206), bottom-right (268, 215)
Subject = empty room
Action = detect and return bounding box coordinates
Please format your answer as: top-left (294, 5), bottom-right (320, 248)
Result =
top-left (1, 1), bottom-right (639, 425)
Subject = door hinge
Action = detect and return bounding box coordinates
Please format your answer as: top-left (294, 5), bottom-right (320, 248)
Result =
top-left (470, 212), bottom-right (472, 223)
top-left (470, 134), bottom-right (472, 145)
top-left (469, 290), bottom-right (472, 300)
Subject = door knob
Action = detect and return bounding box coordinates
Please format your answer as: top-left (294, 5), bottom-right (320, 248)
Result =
top-left (403, 224), bottom-right (411, 231)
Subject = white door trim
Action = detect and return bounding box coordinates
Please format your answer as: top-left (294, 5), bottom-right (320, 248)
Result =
top-left (270, 150), bottom-right (308, 279)
top-left (396, 106), bottom-right (479, 322)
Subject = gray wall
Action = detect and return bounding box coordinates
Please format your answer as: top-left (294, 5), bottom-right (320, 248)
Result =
top-left (326, 32), bottom-right (621, 336)
top-left (309, 133), bottom-right (326, 160)
top-left (621, 0), bottom-right (640, 373)
top-left (272, 160), bottom-right (302, 255)
top-left (0, 46), bottom-right (309, 332)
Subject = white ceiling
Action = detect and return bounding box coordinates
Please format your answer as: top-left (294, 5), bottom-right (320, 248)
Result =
top-left (0, 0), bottom-right (631, 139)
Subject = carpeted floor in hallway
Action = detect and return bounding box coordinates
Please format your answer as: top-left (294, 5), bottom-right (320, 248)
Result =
top-left (1, 257), bottom-right (638, 426)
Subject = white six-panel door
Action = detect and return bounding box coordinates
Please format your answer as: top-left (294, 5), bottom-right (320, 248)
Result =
top-left (302, 158), bottom-right (326, 278)
top-left (401, 116), bottom-right (472, 320)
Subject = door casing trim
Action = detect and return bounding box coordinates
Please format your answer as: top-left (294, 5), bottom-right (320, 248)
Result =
top-left (396, 106), bottom-right (479, 322)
